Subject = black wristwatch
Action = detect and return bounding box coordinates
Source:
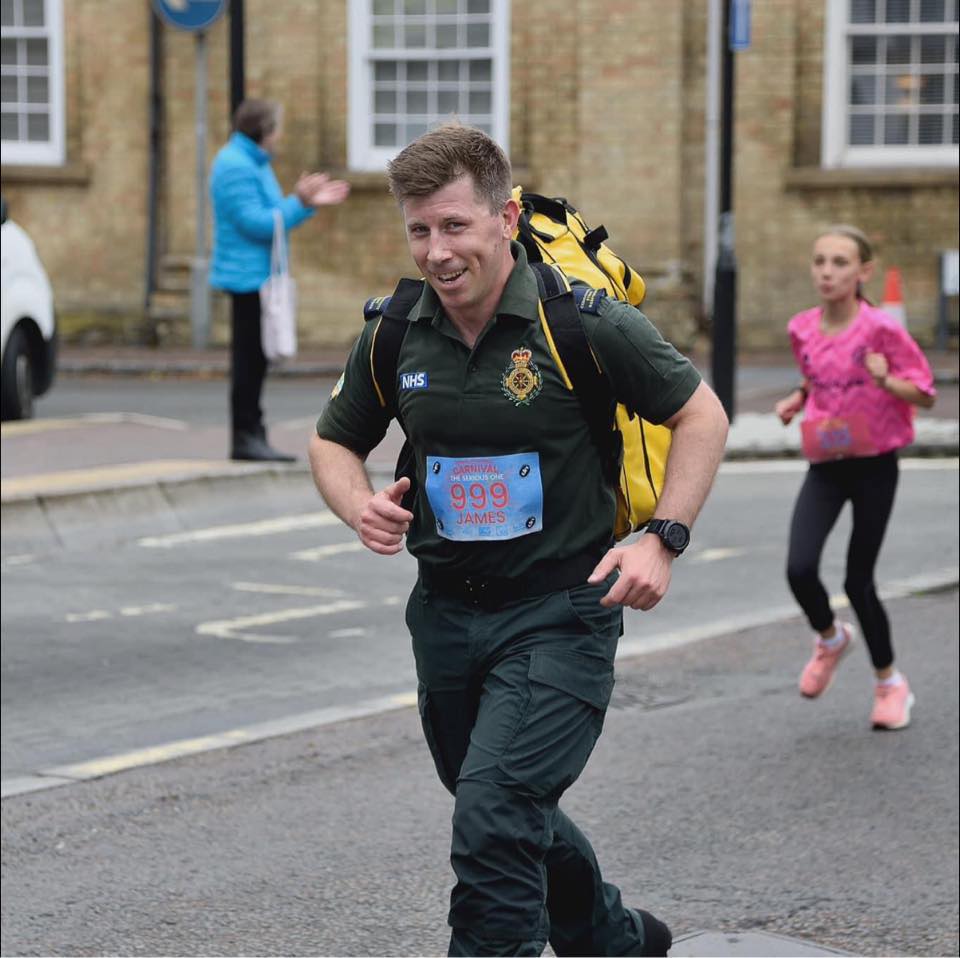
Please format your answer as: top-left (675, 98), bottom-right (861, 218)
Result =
top-left (645, 519), bottom-right (690, 556)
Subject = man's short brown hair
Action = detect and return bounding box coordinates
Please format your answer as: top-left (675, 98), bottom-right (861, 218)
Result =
top-left (232, 99), bottom-right (281, 144)
top-left (386, 123), bottom-right (512, 213)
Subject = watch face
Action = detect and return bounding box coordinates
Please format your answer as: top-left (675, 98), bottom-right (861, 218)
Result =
top-left (665, 523), bottom-right (689, 551)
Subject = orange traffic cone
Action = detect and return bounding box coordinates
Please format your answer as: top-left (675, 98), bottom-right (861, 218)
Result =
top-left (881, 267), bottom-right (906, 327)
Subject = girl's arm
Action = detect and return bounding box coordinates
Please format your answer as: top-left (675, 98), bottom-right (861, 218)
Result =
top-left (865, 353), bottom-right (936, 409)
top-left (775, 381), bottom-right (807, 425)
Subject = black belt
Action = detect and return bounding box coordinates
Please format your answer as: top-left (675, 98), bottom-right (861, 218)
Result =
top-left (419, 550), bottom-right (604, 611)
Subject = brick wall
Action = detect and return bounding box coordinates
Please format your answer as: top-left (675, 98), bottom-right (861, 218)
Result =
top-left (2, 0), bottom-right (956, 350)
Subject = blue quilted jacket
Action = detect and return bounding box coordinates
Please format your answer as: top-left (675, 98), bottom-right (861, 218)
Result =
top-left (209, 132), bottom-right (314, 292)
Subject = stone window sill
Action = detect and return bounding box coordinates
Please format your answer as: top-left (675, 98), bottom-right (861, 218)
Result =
top-left (785, 166), bottom-right (959, 190)
top-left (1, 161), bottom-right (92, 185)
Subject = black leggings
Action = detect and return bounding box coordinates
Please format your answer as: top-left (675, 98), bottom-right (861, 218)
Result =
top-left (230, 291), bottom-right (267, 435)
top-left (786, 452), bottom-right (899, 671)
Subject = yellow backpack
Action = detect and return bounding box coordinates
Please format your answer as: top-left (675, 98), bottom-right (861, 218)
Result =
top-left (513, 188), bottom-right (671, 540)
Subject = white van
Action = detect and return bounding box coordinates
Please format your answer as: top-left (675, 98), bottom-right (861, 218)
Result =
top-left (1, 197), bottom-right (57, 420)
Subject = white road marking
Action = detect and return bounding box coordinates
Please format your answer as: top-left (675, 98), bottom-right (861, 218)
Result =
top-left (4, 569), bottom-right (955, 799)
top-left (65, 610), bottom-right (112, 623)
top-left (196, 599), bottom-right (369, 643)
top-left (691, 547), bottom-right (744, 563)
top-left (328, 627), bottom-right (367, 639)
top-left (2, 554), bottom-right (36, 568)
top-left (291, 541), bottom-right (365, 561)
top-left (138, 511), bottom-right (340, 548)
top-left (231, 581), bottom-right (347, 598)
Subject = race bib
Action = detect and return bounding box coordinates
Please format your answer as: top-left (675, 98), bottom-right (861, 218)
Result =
top-left (801, 414), bottom-right (877, 463)
top-left (424, 453), bottom-right (543, 542)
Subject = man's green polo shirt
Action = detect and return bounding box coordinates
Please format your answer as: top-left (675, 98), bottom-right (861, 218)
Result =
top-left (317, 243), bottom-right (700, 576)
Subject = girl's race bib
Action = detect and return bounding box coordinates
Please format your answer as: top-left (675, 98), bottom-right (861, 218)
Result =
top-left (801, 414), bottom-right (877, 463)
top-left (424, 453), bottom-right (543, 542)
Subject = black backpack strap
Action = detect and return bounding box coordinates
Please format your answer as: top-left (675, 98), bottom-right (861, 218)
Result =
top-left (530, 262), bottom-right (620, 482)
top-left (369, 277), bottom-right (424, 419)
top-left (367, 277), bottom-right (424, 513)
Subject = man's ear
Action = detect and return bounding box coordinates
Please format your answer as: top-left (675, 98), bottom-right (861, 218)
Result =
top-left (502, 198), bottom-right (520, 237)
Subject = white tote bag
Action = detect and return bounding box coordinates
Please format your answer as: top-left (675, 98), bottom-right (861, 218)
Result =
top-left (259, 209), bottom-right (298, 361)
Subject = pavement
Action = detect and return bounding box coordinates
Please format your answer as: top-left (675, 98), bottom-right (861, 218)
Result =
top-left (2, 344), bottom-right (957, 555)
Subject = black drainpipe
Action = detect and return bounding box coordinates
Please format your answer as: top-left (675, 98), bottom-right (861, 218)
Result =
top-left (143, 6), bottom-right (162, 342)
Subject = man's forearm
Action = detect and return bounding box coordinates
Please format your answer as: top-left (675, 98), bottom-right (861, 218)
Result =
top-left (308, 434), bottom-right (374, 532)
top-left (656, 381), bottom-right (729, 527)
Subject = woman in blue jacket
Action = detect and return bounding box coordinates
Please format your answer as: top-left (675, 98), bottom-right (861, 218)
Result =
top-left (210, 99), bottom-right (349, 460)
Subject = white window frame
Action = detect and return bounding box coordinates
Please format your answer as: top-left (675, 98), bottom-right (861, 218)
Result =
top-left (822, 0), bottom-right (959, 168)
top-left (347, 0), bottom-right (510, 173)
top-left (0, 0), bottom-right (65, 165)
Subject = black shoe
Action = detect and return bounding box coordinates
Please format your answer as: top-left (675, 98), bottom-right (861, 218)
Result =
top-left (231, 431), bottom-right (296, 462)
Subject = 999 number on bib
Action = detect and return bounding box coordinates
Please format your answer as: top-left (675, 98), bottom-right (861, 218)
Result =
top-left (424, 452), bottom-right (544, 542)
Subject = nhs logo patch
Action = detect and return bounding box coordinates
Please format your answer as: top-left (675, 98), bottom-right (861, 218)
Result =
top-left (399, 371), bottom-right (429, 390)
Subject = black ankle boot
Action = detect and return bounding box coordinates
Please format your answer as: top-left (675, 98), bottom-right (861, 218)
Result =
top-left (231, 430), bottom-right (296, 462)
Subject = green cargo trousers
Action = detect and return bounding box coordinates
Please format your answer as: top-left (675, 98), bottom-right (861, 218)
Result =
top-left (406, 573), bottom-right (652, 957)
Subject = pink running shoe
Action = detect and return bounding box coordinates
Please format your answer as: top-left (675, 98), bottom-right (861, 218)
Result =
top-left (871, 678), bottom-right (915, 730)
top-left (799, 622), bottom-right (854, 698)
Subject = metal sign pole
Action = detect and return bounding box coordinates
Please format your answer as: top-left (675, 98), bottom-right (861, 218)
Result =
top-left (190, 29), bottom-right (210, 350)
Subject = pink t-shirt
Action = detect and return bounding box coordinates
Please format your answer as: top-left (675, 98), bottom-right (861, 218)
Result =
top-left (788, 301), bottom-right (936, 461)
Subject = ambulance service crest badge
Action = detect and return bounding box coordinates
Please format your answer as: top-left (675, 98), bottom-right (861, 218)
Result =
top-left (501, 345), bottom-right (542, 406)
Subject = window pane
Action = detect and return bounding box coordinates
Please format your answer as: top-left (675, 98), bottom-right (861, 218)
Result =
top-left (26, 111), bottom-right (47, 140)
top-left (466, 23), bottom-right (489, 47)
top-left (22, 0), bottom-right (44, 27)
top-left (468, 89), bottom-right (491, 112)
top-left (372, 0), bottom-right (394, 14)
top-left (404, 23), bottom-right (427, 47)
top-left (25, 38), bottom-right (47, 66)
top-left (469, 59), bottom-right (491, 80)
top-left (1, 37), bottom-right (17, 64)
top-left (885, 0), bottom-right (910, 22)
top-left (374, 122), bottom-right (398, 146)
top-left (374, 89), bottom-right (397, 112)
top-left (851, 36), bottom-right (877, 64)
top-left (374, 61), bottom-right (397, 81)
top-left (885, 35), bottom-right (911, 65)
top-left (1, 74), bottom-right (17, 103)
top-left (438, 89), bottom-right (459, 112)
top-left (1, 110), bottom-right (18, 138)
top-left (406, 89), bottom-right (428, 112)
top-left (849, 0), bottom-right (876, 23)
top-left (883, 112), bottom-right (910, 142)
top-left (919, 0), bottom-right (946, 21)
top-left (953, 111), bottom-right (958, 143)
top-left (436, 22), bottom-right (458, 47)
top-left (407, 60), bottom-right (428, 81)
top-left (849, 113), bottom-right (875, 143)
top-left (0, 0), bottom-right (14, 28)
top-left (437, 0), bottom-right (458, 12)
top-left (405, 120), bottom-right (428, 142)
top-left (25, 74), bottom-right (47, 103)
top-left (373, 23), bottom-right (394, 47)
top-left (438, 60), bottom-right (459, 80)
top-left (921, 35), bottom-right (946, 62)
top-left (885, 72), bottom-right (916, 104)
top-left (467, 0), bottom-right (490, 11)
top-left (850, 74), bottom-right (877, 104)
top-left (404, 0), bottom-right (426, 13)
top-left (918, 113), bottom-right (944, 142)
top-left (920, 73), bottom-right (945, 103)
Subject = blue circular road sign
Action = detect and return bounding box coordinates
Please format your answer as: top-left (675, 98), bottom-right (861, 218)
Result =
top-left (152, 0), bottom-right (227, 32)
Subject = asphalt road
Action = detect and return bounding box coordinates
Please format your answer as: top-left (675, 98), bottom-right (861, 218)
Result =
top-left (2, 460), bottom-right (957, 786)
top-left (2, 588), bottom-right (956, 957)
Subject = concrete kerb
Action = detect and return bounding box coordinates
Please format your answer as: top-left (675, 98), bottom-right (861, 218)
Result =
top-left (1, 463), bottom-right (315, 555)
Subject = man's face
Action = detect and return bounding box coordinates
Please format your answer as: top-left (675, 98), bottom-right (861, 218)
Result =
top-left (401, 175), bottom-right (518, 320)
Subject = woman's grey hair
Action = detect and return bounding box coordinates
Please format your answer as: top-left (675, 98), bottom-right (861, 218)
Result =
top-left (232, 99), bottom-right (282, 145)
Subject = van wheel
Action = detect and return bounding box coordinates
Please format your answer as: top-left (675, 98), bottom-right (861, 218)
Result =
top-left (1, 325), bottom-right (35, 420)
